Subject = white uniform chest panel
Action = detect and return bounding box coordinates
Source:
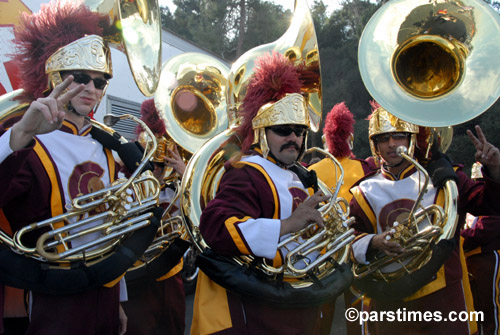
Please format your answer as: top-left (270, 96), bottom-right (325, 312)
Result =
top-left (242, 156), bottom-right (307, 219)
top-left (37, 130), bottom-right (111, 206)
top-left (359, 171), bottom-right (437, 232)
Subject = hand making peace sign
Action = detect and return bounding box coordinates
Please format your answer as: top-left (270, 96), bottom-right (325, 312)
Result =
top-left (467, 125), bottom-right (500, 181)
top-left (10, 76), bottom-right (85, 151)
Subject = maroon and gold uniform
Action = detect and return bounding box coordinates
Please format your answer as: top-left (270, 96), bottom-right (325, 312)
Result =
top-left (462, 215), bottom-right (500, 334)
top-left (350, 164), bottom-right (500, 334)
top-left (0, 120), bottom-right (123, 335)
top-left (191, 151), bottom-right (323, 335)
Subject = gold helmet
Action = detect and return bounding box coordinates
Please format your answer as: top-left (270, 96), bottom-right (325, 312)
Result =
top-left (251, 93), bottom-right (310, 158)
top-left (45, 35), bottom-right (112, 92)
top-left (237, 52), bottom-right (309, 159)
top-left (368, 102), bottom-right (419, 163)
top-left (12, 2), bottom-right (112, 100)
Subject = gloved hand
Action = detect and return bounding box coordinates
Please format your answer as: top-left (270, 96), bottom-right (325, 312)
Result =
top-left (425, 151), bottom-right (458, 188)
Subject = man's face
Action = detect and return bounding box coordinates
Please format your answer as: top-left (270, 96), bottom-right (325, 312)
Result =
top-left (61, 70), bottom-right (107, 116)
top-left (374, 132), bottom-right (410, 167)
top-left (265, 125), bottom-right (307, 166)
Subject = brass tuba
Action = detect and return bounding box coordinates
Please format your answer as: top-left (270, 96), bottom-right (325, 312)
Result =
top-left (353, 0), bottom-right (500, 286)
top-left (180, 0), bottom-right (355, 293)
top-left (128, 52), bottom-right (231, 269)
top-left (85, 0), bottom-right (162, 96)
top-left (358, 0), bottom-right (500, 127)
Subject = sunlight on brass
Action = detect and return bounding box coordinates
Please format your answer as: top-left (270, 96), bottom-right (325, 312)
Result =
top-left (353, 146), bottom-right (459, 281)
top-left (84, 0), bottom-right (162, 96)
top-left (359, 0), bottom-right (500, 126)
top-left (155, 52), bottom-right (229, 154)
top-left (227, 0), bottom-right (322, 131)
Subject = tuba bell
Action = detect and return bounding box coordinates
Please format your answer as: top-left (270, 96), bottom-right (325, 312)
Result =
top-left (358, 0), bottom-right (500, 127)
top-left (179, 0), bottom-right (354, 304)
top-left (353, 0), bottom-right (500, 294)
top-left (127, 52), bottom-right (231, 271)
top-left (85, 0), bottom-right (162, 96)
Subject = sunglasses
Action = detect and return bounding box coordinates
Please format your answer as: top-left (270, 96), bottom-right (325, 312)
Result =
top-left (269, 126), bottom-right (308, 137)
top-left (374, 133), bottom-right (409, 143)
top-left (71, 72), bottom-right (108, 90)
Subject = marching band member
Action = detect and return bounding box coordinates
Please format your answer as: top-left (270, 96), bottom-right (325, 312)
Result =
top-left (0, 2), bottom-right (158, 334)
top-left (461, 162), bottom-right (500, 335)
top-left (191, 52), bottom-right (333, 334)
top-left (309, 102), bottom-right (375, 335)
top-left (122, 98), bottom-right (187, 335)
top-left (349, 103), bottom-right (500, 334)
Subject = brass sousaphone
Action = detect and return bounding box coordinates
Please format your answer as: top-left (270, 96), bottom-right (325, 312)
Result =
top-left (354, 0), bottom-right (500, 295)
top-left (86, 0), bottom-right (162, 96)
top-left (180, 0), bottom-right (355, 304)
top-left (127, 52), bottom-right (231, 270)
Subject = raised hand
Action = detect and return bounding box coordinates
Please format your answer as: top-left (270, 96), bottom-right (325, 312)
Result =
top-left (466, 125), bottom-right (500, 180)
top-left (164, 145), bottom-right (186, 176)
top-left (10, 76), bottom-right (85, 151)
top-left (280, 190), bottom-right (330, 236)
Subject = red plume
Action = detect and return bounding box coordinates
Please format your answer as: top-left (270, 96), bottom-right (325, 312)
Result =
top-left (237, 52), bottom-right (303, 152)
top-left (11, 1), bottom-right (110, 100)
top-left (136, 99), bottom-right (167, 137)
top-left (367, 100), bottom-right (382, 120)
top-left (324, 102), bottom-right (355, 158)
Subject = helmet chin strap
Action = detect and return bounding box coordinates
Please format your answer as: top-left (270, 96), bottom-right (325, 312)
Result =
top-left (67, 102), bottom-right (92, 117)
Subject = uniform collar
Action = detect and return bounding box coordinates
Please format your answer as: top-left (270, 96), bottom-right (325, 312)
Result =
top-left (59, 120), bottom-right (92, 136)
top-left (381, 163), bottom-right (416, 181)
top-left (254, 147), bottom-right (278, 165)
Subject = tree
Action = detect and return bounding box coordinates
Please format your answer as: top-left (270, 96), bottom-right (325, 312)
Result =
top-left (161, 0), bottom-right (292, 61)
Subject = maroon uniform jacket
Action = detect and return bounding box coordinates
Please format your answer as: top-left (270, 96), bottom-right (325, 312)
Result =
top-left (349, 164), bottom-right (500, 335)
top-left (191, 151), bottom-right (322, 335)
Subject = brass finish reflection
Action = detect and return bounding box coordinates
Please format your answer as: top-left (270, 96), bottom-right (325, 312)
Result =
top-left (84, 0), bottom-right (162, 96)
top-left (155, 53), bottom-right (229, 154)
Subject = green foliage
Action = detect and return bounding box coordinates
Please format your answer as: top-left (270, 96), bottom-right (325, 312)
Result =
top-left (161, 0), bottom-right (292, 61)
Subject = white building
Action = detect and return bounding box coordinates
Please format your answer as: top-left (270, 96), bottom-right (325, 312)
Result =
top-left (0, 0), bottom-right (229, 140)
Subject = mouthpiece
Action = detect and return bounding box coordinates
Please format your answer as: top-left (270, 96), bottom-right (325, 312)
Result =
top-left (103, 115), bottom-right (121, 127)
top-left (396, 146), bottom-right (408, 156)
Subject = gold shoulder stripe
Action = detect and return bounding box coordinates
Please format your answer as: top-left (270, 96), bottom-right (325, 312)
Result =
top-left (104, 148), bottom-right (115, 183)
top-left (33, 141), bottom-right (64, 227)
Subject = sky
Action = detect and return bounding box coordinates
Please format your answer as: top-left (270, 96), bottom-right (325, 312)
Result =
top-left (158, 0), bottom-right (340, 16)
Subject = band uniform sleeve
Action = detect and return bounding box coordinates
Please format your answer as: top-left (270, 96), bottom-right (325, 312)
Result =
top-left (200, 164), bottom-right (281, 260)
top-left (456, 169), bottom-right (500, 217)
top-left (349, 186), bottom-right (378, 264)
top-left (461, 216), bottom-right (500, 252)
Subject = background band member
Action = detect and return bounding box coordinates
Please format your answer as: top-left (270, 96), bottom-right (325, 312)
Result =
top-left (123, 98), bottom-right (187, 335)
top-left (349, 103), bottom-right (500, 334)
top-left (191, 52), bottom-right (330, 334)
top-left (0, 2), bottom-right (154, 334)
top-left (461, 162), bottom-right (500, 335)
top-left (309, 102), bottom-right (375, 335)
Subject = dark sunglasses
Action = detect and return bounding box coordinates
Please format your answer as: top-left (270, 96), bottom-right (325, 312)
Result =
top-left (269, 126), bottom-right (308, 137)
top-left (374, 133), bottom-right (409, 143)
top-left (71, 72), bottom-right (108, 90)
